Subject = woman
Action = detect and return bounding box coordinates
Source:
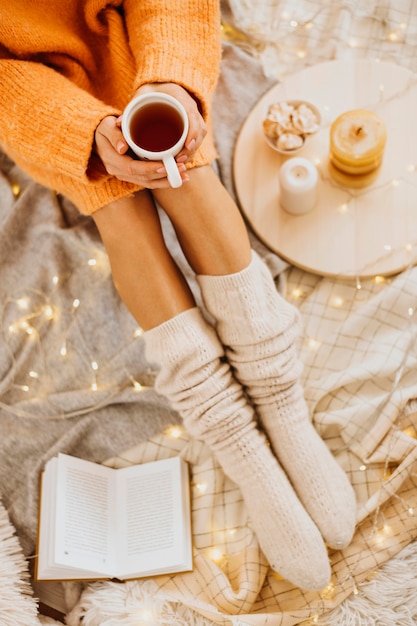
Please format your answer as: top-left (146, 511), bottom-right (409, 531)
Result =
top-left (0, 0), bottom-right (355, 590)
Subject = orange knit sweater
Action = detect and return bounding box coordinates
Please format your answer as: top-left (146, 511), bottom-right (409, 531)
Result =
top-left (0, 0), bottom-right (221, 214)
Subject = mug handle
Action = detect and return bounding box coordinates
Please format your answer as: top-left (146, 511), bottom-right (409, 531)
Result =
top-left (163, 154), bottom-right (183, 188)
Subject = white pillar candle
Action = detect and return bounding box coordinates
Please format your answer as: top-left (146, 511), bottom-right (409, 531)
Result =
top-left (278, 157), bottom-right (318, 215)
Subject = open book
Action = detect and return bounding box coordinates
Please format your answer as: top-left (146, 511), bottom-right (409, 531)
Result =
top-left (35, 453), bottom-right (192, 581)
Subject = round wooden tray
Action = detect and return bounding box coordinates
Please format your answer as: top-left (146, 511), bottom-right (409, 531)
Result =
top-left (233, 59), bottom-right (417, 278)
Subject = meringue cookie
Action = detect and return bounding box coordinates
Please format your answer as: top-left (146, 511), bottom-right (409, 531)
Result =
top-left (292, 103), bottom-right (320, 134)
top-left (277, 132), bottom-right (304, 151)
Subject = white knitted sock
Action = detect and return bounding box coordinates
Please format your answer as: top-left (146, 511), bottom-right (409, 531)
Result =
top-left (197, 253), bottom-right (356, 550)
top-left (143, 307), bottom-right (331, 590)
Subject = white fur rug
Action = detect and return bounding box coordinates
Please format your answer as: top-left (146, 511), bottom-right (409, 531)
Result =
top-left (65, 543), bottom-right (417, 626)
top-left (0, 500), bottom-right (60, 626)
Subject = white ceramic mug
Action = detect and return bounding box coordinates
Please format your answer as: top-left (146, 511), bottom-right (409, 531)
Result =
top-left (122, 92), bottom-right (189, 189)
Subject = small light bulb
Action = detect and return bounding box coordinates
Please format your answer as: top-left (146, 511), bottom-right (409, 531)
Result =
top-left (17, 297), bottom-right (29, 310)
top-left (209, 548), bottom-right (224, 562)
top-left (44, 305), bottom-right (54, 319)
top-left (11, 182), bottom-right (21, 197)
top-left (165, 426), bottom-right (182, 438)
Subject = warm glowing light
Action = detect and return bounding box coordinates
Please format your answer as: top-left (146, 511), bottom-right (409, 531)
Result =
top-left (11, 183), bottom-right (21, 197)
top-left (17, 297), bottom-right (29, 310)
top-left (387, 31), bottom-right (399, 42)
top-left (338, 203), bottom-right (349, 214)
top-left (29, 371), bottom-right (39, 378)
top-left (331, 296), bottom-right (344, 307)
top-left (307, 338), bottom-right (320, 350)
top-left (373, 524), bottom-right (393, 545)
top-left (52, 275), bottom-right (59, 285)
top-left (373, 275), bottom-right (385, 284)
top-left (296, 49), bottom-right (306, 59)
top-left (72, 298), bottom-right (80, 309)
top-left (91, 382), bottom-right (98, 391)
top-left (132, 380), bottom-right (143, 392)
top-left (290, 19), bottom-right (298, 27)
top-left (22, 322), bottom-right (34, 335)
top-left (408, 307), bottom-right (414, 316)
top-left (44, 305), bottom-right (54, 319)
top-left (137, 607), bottom-right (156, 623)
top-left (165, 426), bottom-right (182, 438)
top-left (91, 361), bottom-right (98, 371)
top-left (88, 258), bottom-right (97, 266)
top-left (292, 288), bottom-right (303, 298)
top-left (60, 344), bottom-right (67, 357)
top-left (320, 579), bottom-right (335, 600)
top-left (402, 426), bottom-right (417, 438)
top-left (359, 464), bottom-right (367, 471)
top-left (134, 328), bottom-right (143, 338)
top-left (196, 483), bottom-right (208, 494)
top-left (209, 548), bottom-right (224, 562)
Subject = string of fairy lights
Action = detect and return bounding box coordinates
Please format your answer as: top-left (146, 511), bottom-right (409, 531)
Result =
top-left (222, 0), bottom-right (417, 79)
top-left (1, 183), bottom-right (148, 419)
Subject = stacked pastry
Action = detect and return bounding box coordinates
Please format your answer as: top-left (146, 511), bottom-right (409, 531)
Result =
top-left (328, 109), bottom-right (387, 188)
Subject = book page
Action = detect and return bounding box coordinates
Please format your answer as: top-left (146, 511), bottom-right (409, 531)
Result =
top-left (54, 454), bottom-right (117, 574)
top-left (115, 456), bottom-right (192, 577)
top-left (126, 468), bottom-right (175, 556)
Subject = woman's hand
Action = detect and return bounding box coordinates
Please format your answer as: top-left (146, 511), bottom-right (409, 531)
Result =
top-left (94, 83), bottom-right (206, 188)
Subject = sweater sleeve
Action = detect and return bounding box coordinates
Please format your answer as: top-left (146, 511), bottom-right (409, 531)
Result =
top-left (0, 58), bottom-right (119, 183)
top-left (123, 0), bottom-right (222, 118)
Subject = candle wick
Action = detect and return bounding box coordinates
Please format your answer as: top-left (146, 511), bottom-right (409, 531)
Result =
top-left (356, 126), bottom-right (363, 136)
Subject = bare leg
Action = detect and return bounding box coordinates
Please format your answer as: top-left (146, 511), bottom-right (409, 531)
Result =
top-left (153, 165), bottom-right (252, 276)
top-left (92, 189), bottom-right (194, 330)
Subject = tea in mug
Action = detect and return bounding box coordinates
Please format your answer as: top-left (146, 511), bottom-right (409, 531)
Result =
top-left (129, 102), bottom-right (184, 152)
